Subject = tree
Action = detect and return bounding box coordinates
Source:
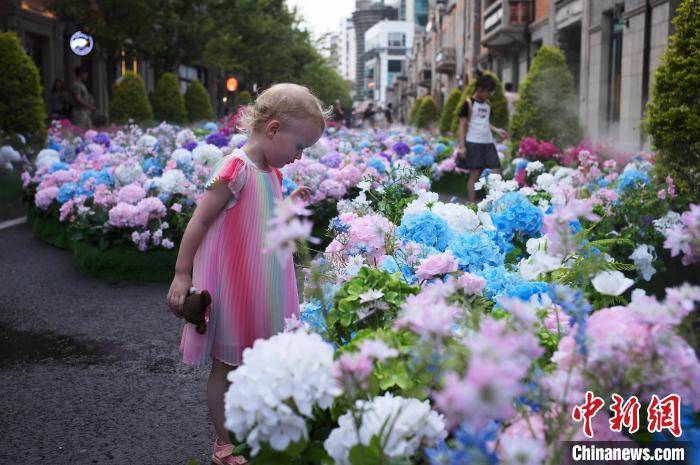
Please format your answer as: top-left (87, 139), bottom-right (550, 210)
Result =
top-left (184, 80), bottom-right (214, 122)
top-left (416, 96), bottom-right (439, 129)
top-left (109, 72), bottom-right (153, 124)
top-left (439, 88), bottom-right (461, 135)
top-left (645, 0), bottom-right (700, 196)
top-left (236, 90), bottom-right (252, 107)
top-left (509, 45), bottom-right (581, 147)
top-left (0, 32), bottom-right (46, 147)
top-left (151, 72), bottom-right (186, 123)
top-left (450, 71), bottom-right (509, 135)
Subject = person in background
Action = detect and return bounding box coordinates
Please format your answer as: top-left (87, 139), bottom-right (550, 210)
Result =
top-left (71, 66), bottom-right (96, 128)
top-left (48, 78), bottom-right (71, 120)
top-left (383, 103), bottom-right (394, 128)
top-left (332, 99), bottom-right (345, 127)
top-left (362, 102), bottom-right (376, 129)
top-left (456, 74), bottom-right (509, 203)
top-left (504, 82), bottom-right (519, 116)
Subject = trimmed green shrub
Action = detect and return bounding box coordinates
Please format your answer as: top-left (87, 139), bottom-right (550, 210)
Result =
top-left (72, 240), bottom-right (177, 282)
top-left (152, 72), bottom-right (186, 124)
top-left (439, 88), bottom-right (461, 135)
top-left (0, 32), bottom-right (46, 147)
top-left (416, 96), bottom-right (439, 129)
top-left (237, 90), bottom-right (252, 107)
top-left (184, 79), bottom-right (214, 122)
top-left (510, 45), bottom-right (581, 147)
top-left (450, 71), bottom-right (509, 135)
top-left (645, 0), bottom-right (700, 196)
top-left (408, 97), bottom-right (423, 126)
top-left (26, 205), bottom-right (72, 250)
top-left (109, 72), bottom-right (153, 124)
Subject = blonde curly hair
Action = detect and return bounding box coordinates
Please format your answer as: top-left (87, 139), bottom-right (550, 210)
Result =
top-left (237, 83), bottom-right (331, 134)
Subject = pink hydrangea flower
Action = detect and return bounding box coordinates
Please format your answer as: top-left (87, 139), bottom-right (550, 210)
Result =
top-left (415, 251), bottom-right (459, 280)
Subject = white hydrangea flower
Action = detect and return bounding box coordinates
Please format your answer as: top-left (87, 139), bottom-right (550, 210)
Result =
top-left (402, 190), bottom-right (439, 218)
top-left (1, 145), bottom-right (21, 171)
top-left (36, 149), bottom-right (61, 171)
top-left (324, 393), bottom-right (445, 465)
top-left (153, 169), bottom-right (187, 195)
top-left (629, 244), bottom-right (656, 281)
top-left (136, 134), bottom-right (158, 152)
top-left (305, 138), bottom-right (329, 159)
top-left (192, 143), bottom-right (223, 166)
top-left (175, 129), bottom-right (196, 147)
top-left (170, 148), bottom-right (192, 165)
top-left (224, 331), bottom-right (341, 456)
top-left (432, 202), bottom-right (481, 233)
top-left (653, 211), bottom-right (682, 234)
top-left (231, 133), bottom-right (247, 148)
top-left (114, 162), bottom-right (144, 186)
top-left (592, 270), bottom-right (634, 296)
top-left (525, 160), bottom-right (545, 175)
top-left (535, 172), bottom-right (555, 191)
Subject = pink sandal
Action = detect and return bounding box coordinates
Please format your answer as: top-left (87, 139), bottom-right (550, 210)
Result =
top-left (211, 437), bottom-right (248, 465)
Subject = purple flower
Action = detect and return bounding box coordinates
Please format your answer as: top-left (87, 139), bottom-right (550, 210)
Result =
top-left (183, 141), bottom-right (198, 151)
top-left (392, 141), bottom-right (411, 157)
top-left (206, 132), bottom-right (229, 148)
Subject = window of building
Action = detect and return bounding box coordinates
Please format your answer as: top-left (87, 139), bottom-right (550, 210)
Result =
top-left (178, 65), bottom-right (207, 93)
top-left (607, 13), bottom-right (624, 123)
top-left (388, 32), bottom-right (406, 47)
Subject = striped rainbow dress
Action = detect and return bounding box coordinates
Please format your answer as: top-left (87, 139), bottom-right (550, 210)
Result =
top-left (179, 149), bottom-right (299, 367)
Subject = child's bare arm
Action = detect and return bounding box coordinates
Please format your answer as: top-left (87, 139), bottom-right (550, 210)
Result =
top-left (167, 182), bottom-right (232, 315)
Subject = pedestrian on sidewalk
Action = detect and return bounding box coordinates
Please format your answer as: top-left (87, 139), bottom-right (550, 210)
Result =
top-left (456, 74), bottom-right (509, 203)
top-left (70, 66), bottom-right (96, 128)
top-left (166, 83), bottom-right (326, 465)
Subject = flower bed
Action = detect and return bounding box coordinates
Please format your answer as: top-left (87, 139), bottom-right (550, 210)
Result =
top-left (217, 142), bottom-right (700, 464)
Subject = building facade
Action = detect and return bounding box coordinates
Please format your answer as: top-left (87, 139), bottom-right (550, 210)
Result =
top-left (363, 20), bottom-right (415, 105)
top-left (336, 17), bottom-right (358, 94)
top-left (394, 0), bottom-right (679, 150)
top-left (352, 0), bottom-right (399, 99)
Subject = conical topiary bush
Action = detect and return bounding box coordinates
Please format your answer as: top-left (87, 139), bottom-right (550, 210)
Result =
top-left (416, 96), bottom-right (439, 129)
top-left (184, 79), bottom-right (214, 122)
top-left (439, 88), bottom-right (461, 135)
top-left (109, 72), bottom-right (153, 125)
top-left (152, 72), bottom-right (186, 124)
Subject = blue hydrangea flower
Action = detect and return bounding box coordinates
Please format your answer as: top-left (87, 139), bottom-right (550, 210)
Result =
top-left (548, 284), bottom-right (591, 355)
top-left (49, 162), bottom-right (69, 173)
top-left (379, 255), bottom-right (417, 284)
top-left (617, 168), bottom-right (650, 193)
top-left (426, 421), bottom-right (499, 465)
top-left (489, 192), bottom-right (543, 241)
top-left (411, 144), bottom-right (426, 155)
top-left (282, 176), bottom-right (297, 197)
top-left (56, 182), bottom-right (79, 204)
top-left (504, 281), bottom-right (549, 301)
top-left (143, 157), bottom-right (163, 177)
top-left (203, 122), bottom-right (218, 132)
top-left (48, 138), bottom-right (64, 153)
top-left (434, 143), bottom-right (447, 155)
top-left (78, 169), bottom-right (114, 187)
top-left (447, 232), bottom-right (505, 274)
top-left (398, 212), bottom-right (454, 252)
top-left (359, 139), bottom-right (371, 149)
top-left (329, 216), bottom-right (350, 233)
top-left (300, 299), bottom-right (329, 334)
top-left (366, 156), bottom-right (387, 174)
top-left (410, 135), bottom-right (423, 144)
top-left (479, 265), bottom-right (523, 299)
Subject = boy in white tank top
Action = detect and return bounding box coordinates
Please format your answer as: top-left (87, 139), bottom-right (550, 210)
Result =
top-left (456, 74), bottom-right (509, 203)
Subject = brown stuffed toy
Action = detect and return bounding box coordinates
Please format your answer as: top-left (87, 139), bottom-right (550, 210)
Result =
top-left (183, 287), bottom-right (211, 334)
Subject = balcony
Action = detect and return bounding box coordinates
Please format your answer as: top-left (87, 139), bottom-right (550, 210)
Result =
top-left (435, 47), bottom-right (456, 74)
top-left (482, 0), bottom-right (532, 51)
top-left (418, 64), bottom-right (432, 88)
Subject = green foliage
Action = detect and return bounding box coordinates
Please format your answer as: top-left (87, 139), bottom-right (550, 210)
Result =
top-left (415, 96), bottom-right (439, 129)
top-left (645, 0), bottom-right (700, 196)
top-left (326, 267), bottom-right (419, 345)
top-left (408, 97), bottom-right (423, 126)
top-left (439, 88), bottom-right (461, 135)
top-left (450, 71), bottom-right (509, 135)
top-left (184, 79), bottom-right (214, 122)
top-left (152, 72), bottom-right (186, 124)
top-left (26, 204), bottom-right (72, 250)
top-left (236, 90), bottom-right (252, 107)
top-left (0, 32), bottom-right (46, 148)
top-left (298, 65), bottom-right (352, 108)
top-left (509, 45), bottom-right (582, 147)
top-left (109, 72), bottom-right (153, 124)
top-left (72, 240), bottom-right (177, 282)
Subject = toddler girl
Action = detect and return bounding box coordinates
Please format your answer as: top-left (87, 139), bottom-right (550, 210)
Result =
top-left (166, 83), bottom-right (327, 464)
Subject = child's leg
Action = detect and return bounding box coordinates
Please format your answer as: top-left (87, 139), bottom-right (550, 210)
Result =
top-left (467, 169), bottom-right (482, 203)
top-left (208, 358), bottom-right (236, 444)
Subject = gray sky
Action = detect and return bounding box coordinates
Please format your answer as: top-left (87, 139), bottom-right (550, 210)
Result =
top-left (286, 0), bottom-right (355, 37)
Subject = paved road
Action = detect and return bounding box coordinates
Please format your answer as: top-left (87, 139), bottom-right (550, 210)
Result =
top-left (0, 224), bottom-right (214, 465)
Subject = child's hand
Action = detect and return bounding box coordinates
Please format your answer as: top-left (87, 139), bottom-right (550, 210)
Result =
top-left (167, 272), bottom-right (192, 318)
top-left (496, 128), bottom-right (509, 140)
top-left (290, 185), bottom-right (312, 202)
